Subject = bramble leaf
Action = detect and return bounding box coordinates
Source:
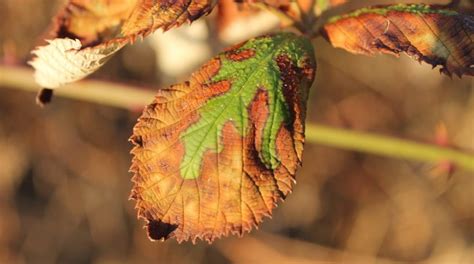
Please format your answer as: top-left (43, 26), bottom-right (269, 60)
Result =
top-left (321, 4), bottom-right (474, 77)
top-left (130, 33), bottom-right (315, 243)
top-left (29, 0), bottom-right (217, 89)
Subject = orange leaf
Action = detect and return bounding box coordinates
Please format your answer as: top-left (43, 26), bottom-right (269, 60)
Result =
top-left (130, 33), bottom-right (316, 243)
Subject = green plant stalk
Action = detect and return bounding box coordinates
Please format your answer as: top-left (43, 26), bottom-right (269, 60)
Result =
top-left (306, 125), bottom-right (474, 171)
top-left (1, 65), bottom-right (473, 172)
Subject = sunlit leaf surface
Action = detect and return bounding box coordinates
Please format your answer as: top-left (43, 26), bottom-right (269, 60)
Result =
top-left (130, 33), bottom-right (316, 243)
top-left (322, 4), bottom-right (474, 77)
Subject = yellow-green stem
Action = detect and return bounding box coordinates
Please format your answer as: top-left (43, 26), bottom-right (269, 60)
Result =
top-left (1, 65), bottom-right (473, 172)
top-left (306, 125), bottom-right (474, 171)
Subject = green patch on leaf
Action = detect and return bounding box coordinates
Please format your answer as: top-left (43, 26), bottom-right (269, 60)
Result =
top-left (180, 33), bottom-right (314, 179)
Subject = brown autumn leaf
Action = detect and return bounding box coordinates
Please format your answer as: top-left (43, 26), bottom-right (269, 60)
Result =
top-left (130, 33), bottom-right (316, 243)
top-left (121, 0), bottom-right (216, 38)
top-left (29, 0), bottom-right (217, 90)
top-left (52, 0), bottom-right (138, 46)
top-left (321, 3), bottom-right (474, 77)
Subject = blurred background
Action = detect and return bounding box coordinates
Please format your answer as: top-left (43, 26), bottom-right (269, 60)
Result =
top-left (0, 0), bottom-right (473, 263)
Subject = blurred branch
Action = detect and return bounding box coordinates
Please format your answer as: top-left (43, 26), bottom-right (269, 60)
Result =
top-left (306, 125), bottom-right (474, 172)
top-left (1, 65), bottom-right (473, 172)
top-left (0, 65), bottom-right (153, 109)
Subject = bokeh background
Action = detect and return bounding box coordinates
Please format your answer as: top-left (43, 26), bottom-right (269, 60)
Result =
top-left (0, 0), bottom-right (473, 263)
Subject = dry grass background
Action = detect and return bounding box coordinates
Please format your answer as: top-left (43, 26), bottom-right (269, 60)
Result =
top-left (0, 0), bottom-right (473, 263)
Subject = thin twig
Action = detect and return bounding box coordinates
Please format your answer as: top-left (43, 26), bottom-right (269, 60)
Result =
top-left (0, 65), bottom-right (153, 109)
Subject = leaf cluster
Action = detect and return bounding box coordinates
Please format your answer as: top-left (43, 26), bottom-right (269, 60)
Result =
top-left (29, 0), bottom-right (473, 243)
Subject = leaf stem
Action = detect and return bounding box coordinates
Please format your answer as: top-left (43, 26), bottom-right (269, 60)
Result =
top-left (252, 2), bottom-right (308, 34)
top-left (1, 65), bottom-right (473, 172)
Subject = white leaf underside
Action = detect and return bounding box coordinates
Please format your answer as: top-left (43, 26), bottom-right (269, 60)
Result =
top-left (29, 38), bottom-right (123, 89)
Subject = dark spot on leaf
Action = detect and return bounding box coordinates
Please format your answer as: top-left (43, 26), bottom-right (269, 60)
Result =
top-left (130, 135), bottom-right (143, 147)
top-left (147, 220), bottom-right (178, 241)
top-left (275, 55), bottom-right (305, 123)
top-left (278, 5), bottom-right (290, 13)
top-left (36, 88), bottom-right (54, 107)
top-left (276, 189), bottom-right (287, 200)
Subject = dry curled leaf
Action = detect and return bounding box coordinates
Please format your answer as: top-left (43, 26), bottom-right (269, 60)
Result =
top-left (29, 0), bottom-right (217, 89)
top-left (321, 4), bottom-right (474, 77)
top-left (122, 0), bottom-right (216, 38)
top-left (29, 38), bottom-right (123, 89)
top-left (130, 33), bottom-right (316, 243)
